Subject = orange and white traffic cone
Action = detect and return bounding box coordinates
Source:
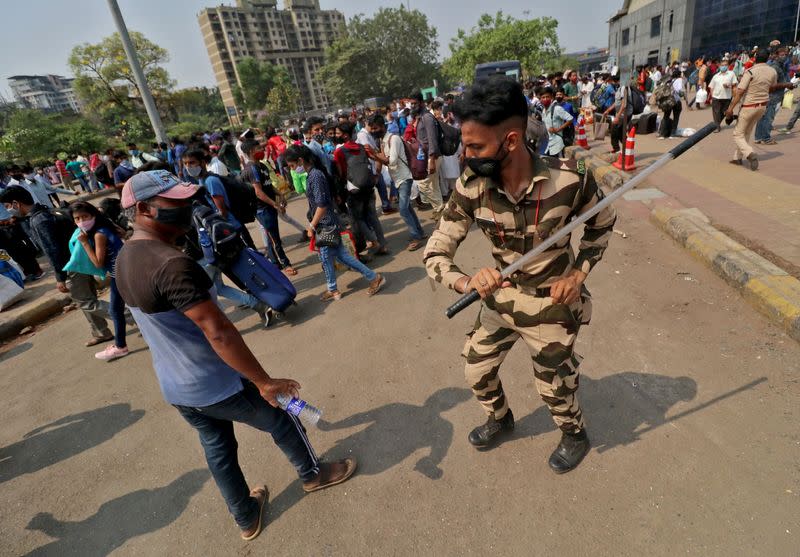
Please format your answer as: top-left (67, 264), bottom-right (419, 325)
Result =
top-left (576, 115), bottom-right (590, 149)
top-left (613, 126), bottom-right (637, 171)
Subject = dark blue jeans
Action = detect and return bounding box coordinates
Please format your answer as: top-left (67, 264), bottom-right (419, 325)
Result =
top-left (256, 207), bottom-right (290, 268)
top-left (396, 179), bottom-right (424, 240)
top-left (108, 277), bottom-right (127, 348)
top-left (174, 381), bottom-right (319, 529)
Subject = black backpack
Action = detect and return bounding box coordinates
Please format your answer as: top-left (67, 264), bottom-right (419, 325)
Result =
top-left (207, 173), bottom-right (257, 224)
top-left (342, 145), bottom-right (374, 191)
top-left (627, 86), bottom-right (646, 115)
top-left (436, 119), bottom-right (461, 157)
top-left (93, 163), bottom-right (112, 186)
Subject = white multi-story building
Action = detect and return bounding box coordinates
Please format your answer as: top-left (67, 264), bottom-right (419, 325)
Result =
top-left (8, 75), bottom-right (81, 113)
top-left (198, 0), bottom-right (345, 124)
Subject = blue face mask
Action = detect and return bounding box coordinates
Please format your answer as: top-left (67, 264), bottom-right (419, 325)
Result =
top-left (720, 65), bottom-right (729, 72)
top-left (129, 149), bottom-right (140, 156)
top-left (294, 164), bottom-right (307, 175)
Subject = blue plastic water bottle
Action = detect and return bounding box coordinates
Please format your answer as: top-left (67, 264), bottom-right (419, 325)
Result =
top-left (198, 227), bottom-right (215, 265)
top-left (277, 394), bottom-right (322, 427)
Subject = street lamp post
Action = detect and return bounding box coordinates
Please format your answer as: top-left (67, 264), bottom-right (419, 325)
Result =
top-left (795, 0), bottom-right (799, 42)
top-left (106, 0), bottom-right (168, 144)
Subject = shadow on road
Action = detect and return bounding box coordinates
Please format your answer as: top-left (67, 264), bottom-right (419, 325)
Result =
top-left (502, 371), bottom-right (764, 454)
top-left (24, 469), bottom-right (209, 557)
top-left (0, 403), bottom-right (144, 484)
top-left (0, 341), bottom-right (32, 363)
top-left (264, 387), bottom-right (472, 527)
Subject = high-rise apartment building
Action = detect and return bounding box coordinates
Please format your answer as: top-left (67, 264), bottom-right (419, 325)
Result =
top-left (198, 0), bottom-right (345, 124)
top-left (8, 75), bottom-right (81, 113)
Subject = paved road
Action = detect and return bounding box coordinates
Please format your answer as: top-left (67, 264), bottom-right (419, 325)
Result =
top-left (1, 187), bottom-right (798, 556)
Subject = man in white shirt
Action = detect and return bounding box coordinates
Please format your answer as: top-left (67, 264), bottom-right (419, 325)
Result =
top-left (356, 118), bottom-right (395, 214)
top-left (709, 57), bottom-right (738, 131)
top-left (207, 147), bottom-right (229, 176)
top-left (364, 114), bottom-right (425, 251)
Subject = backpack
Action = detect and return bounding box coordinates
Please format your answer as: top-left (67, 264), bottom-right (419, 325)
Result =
top-left (435, 119), bottom-right (461, 157)
top-left (393, 134), bottom-right (428, 180)
top-left (591, 85), bottom-right (605, 110)
top-left (627, 86), bottom-right (646, 115)
top-left (207, 173), bottom-right (258, 224)
top-left (192, 203), bottom-right (244, 264)
top-left (93, 163), bottom-right (112, 185)
top-left (342, 145), bottom-right (374, 191)
top-left (655, 79), bottom-right (677, 111)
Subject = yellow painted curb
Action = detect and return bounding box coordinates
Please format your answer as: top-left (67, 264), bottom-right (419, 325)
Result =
top-left (651, 207), bottom-right (800, 342)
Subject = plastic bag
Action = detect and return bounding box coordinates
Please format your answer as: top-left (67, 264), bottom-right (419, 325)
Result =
top-left (783, 90), bottom-right (795, 110)
top-left (0, 249), bottom-right (25, 311)
top-left (677, 128), bottom-right (697, 137)
top-left (694, 88), bottom-right (708, 105)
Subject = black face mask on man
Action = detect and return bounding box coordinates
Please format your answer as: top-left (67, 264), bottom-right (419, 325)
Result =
top-left (465, 136), bottom-right (511, 179)
top-left (148, 203), bottom-right (194, 230)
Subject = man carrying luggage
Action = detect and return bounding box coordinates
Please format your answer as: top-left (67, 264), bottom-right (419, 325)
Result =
top-left (116, 170), bottom-right (356, 541)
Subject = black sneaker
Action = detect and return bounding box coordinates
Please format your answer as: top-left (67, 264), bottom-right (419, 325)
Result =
top-left (548, 429), bottom-right (591, 474)
top-left (468, 409), bottom-right (514, 449)
top-left (254, 303), bottom-right (273, 328)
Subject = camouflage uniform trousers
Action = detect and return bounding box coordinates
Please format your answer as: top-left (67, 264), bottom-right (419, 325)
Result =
top-left (462, 284), bottom-right (592, 433)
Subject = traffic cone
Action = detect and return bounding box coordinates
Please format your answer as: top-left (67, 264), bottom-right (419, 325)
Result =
top-left (576, 115), bottom-right (590, 149)
top-left (613, 126), bottom-right (637, 171)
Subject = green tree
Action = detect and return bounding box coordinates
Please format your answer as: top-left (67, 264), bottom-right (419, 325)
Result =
top-left (320, 7), bottom-right (439, 106)
top-left (164, 86), bottom-right (228, 133)
top-left (264, 72), bottom-right (300, 125)
top-left (232, 57), bottom-right (287, 116)
top-left (442, 12), bottom-right (563, 84)
top-left (0, 109), bottom-right (106, 161)
top-left (68, 31), bottom-right (174, 139)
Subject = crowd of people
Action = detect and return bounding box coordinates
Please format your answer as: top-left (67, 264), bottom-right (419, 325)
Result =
top-left (0, 39), bottom-right (797, 543)
top-left (517, 39), bottom-right (798, 170)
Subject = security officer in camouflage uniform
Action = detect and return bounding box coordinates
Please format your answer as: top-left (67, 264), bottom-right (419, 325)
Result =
top-left (424, 77), bottom-right (616, 473)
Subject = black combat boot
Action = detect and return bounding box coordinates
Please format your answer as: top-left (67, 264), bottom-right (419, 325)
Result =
top-left (548, 429), bottom-right (590, 474)
top-left (468, 409), bottom-right (514, 448)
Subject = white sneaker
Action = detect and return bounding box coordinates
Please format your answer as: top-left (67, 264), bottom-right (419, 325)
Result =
top-left (95, 345), bottom-right (130, 361)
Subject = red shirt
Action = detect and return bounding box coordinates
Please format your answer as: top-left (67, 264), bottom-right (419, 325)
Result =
top-left (267, 135), bottom-right (287, 161)
top-left (55, 159), bottom-right (68, 177)
top-left (403, 122), bottom-right (416, 142)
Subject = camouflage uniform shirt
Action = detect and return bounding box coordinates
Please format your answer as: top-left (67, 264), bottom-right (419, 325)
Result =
top-left (424, 154), bottom-right (616, 291)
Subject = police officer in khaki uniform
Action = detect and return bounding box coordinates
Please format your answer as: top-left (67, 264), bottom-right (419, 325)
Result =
top-left (424, 77), bottom-right (616, 473)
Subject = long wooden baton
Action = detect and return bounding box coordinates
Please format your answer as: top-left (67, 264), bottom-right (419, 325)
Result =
top-left (445, 121), bottom-right (718, 319)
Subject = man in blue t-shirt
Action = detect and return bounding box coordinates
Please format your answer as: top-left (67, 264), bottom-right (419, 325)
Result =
top-left (112, 150), bottom-right (136, 193)
top-left (116, 170), bottom-right (356, 541)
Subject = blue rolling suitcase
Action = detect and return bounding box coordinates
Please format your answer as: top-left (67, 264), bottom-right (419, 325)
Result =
top-left (225, 247), bottom-right (297, 312)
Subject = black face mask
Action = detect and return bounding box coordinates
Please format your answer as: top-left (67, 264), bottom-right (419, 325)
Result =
top-left (150, 204), bottom-right (193, 230)
top-left (313, 133), bottom-right (325, 143)
top-left (465, 137), bottom-right (510, 179)
top-left (370, 130), bottom-right (385, 140)
top-left (333, 136), bottom-right (345, 145)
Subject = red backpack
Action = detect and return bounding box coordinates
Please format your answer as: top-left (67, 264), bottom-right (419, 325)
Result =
top-left (392, 134), bottom-right (428, 180)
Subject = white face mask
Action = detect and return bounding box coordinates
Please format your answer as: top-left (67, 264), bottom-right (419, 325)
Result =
top-left (77, 217), bottom-right (96, 232)
top-left (186, 165), bottom-right (202, 178)
top-left (294, 164), bottom-right (307, 175)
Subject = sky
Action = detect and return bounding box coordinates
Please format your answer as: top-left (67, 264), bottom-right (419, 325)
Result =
top-left (1, 0), bottom-right (621, 97)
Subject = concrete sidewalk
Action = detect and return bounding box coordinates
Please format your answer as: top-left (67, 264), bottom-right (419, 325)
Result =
top-left (583, 96), bottom-right (800, 273)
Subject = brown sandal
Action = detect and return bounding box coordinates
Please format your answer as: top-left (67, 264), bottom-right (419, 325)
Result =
top-left (240, 485), bottom-right (268, 541)
top-left (283, 266), bottom-right (298, 276)
top-left (302, 458), bottom-right (357, 493)
top-left (85, 335), bottom-right (114, 347)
